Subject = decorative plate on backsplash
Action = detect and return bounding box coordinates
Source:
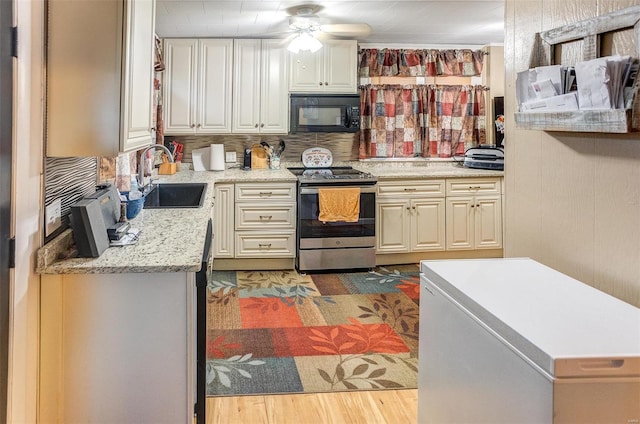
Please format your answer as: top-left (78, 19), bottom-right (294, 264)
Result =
top-left (302, 147), bottom-right (333, 168)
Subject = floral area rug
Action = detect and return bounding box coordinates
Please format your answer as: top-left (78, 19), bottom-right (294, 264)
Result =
top-left (206, 265), bottom-right (420, 396)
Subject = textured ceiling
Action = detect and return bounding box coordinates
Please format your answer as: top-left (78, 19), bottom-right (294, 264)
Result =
top-left (155, 1), bottom-right (505, 46)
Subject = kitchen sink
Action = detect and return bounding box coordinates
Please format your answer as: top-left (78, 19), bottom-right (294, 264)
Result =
top-left (143, 183), bottom-right (207, 209)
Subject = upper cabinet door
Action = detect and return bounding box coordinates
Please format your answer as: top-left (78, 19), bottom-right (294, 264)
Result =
top-left (164, 39), bottom-right (232, 134)
top-left (289, 48), bottom-right (324, 92)
top-left (259, 39), bottom-right (289, 133)
top-left (163, 39), bottom-right (198, 133)
top-left (47, 0), bottom-right (155, 156)
top-left (232, 39), bottom-right (288, 134)
top-left (323, 40), bottom-right (358, 93)
top-left (232, 39), bottom-right (262, 133)
top-left (198, 39), bottom-right (233, 133)
top-left (121, 0), bottom-right (155, 152)
top-left (289, 39), bottom-right (357, 93)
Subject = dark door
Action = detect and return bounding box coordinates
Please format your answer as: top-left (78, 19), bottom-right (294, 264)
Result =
top-left (0, 0), bottom-right (13, 421)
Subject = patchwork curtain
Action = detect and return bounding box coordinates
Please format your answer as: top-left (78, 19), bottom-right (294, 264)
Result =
top-left (423, 85), bottom-right (487, 157)
top-left (359, 85), bottom-right (423, 158)
top-left (359, 85), bottom-right (486, 159)
top-left (359, 48), bottom-right (485, 77)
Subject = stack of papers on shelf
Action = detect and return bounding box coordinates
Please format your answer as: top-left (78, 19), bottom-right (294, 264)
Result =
top-left (521, 92), bottom-right (579, 112)
top-left (517, 56), bottom-right (639, 113)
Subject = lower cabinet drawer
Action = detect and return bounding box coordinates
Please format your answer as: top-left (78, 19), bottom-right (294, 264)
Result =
top-left (235, 203), bottom-right (295, 230)
top-left (234, 231), bottom-right (296, 258)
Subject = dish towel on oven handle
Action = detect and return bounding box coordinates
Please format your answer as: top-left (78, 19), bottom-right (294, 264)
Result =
top-left (318, 187), bottom-right (361, 223)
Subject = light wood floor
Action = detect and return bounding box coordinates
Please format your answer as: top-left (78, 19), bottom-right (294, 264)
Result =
top-left (206, 389), bottom-right (418, 424)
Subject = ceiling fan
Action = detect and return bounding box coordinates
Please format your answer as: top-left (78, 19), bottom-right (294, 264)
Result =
top-left (281, 4), bottom-right (371, 53)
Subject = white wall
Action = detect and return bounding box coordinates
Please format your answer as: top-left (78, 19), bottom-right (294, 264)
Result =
top-left (504, 0), bottom-right (640, 307)
top-left (9, 0), bottom-right (44, 422)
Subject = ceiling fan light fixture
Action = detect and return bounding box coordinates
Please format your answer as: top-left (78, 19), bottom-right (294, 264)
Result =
top-left (287, 30), bottom-right (322, 54)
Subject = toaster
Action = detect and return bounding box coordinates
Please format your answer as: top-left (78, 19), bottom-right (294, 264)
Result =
top-left (463, 145), bottom-right (504, 171)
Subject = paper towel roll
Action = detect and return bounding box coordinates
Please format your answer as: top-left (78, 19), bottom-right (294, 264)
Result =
top-left (210, 144), bottom-right (225, 171)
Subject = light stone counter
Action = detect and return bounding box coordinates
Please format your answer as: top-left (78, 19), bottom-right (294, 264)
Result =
top-left (353, 161), bottom-right (504, 179)
top-left (37, 161), bottom-right (501, 274)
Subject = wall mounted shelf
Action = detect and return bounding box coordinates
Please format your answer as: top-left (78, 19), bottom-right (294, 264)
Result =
top-left (514, 5), bottom-right (640, 134)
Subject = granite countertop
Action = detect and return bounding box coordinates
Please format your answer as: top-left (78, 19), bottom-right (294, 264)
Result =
top-left (37, 160), bottom-right (502, 274)
top-left (353, 161), bottom-right (504, 179)
top-left (210, 161), bottom-right (504, 180)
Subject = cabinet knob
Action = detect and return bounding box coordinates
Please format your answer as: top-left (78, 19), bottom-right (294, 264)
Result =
top-left (319, 82), bottom-right (323, 86)
top-left (324, 82), bottom-right (328, 85)
top-left (471, 204), bottom-right (475, 208)
top-left (254, 124), bottom-right (259, 128)
top-left (476, 204), bottom-right (480, 208)
top-left (260, 123), bottom-right (264, 128)
top-left (406, 207), bottom-right (411, 211)
top-left (190, 124), bottom-right (195, 128)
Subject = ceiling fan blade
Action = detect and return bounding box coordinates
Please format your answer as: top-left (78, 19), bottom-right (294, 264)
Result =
top-left (319, 23), bottom-right (371, 36)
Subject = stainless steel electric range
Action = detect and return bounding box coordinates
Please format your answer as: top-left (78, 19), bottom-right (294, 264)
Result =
top-left (288, 166), bottom-right (377, 272)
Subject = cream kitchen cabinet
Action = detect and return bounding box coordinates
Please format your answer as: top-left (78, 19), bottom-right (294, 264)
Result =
top-left (445, 178), bottom-right (502, 250)
top-left (213, 184), bottom-right (235, 258)
top-left (213, 182), bottom-right (296, 261)
top-left (234, 183), bottom-right (296, 258)
top-left (289, 40), bottom-right (358, 93)
top-left (377, 180), bottom-right (446, 254)
top-left (163, 38), bottom-right (233, 134)
top-left (47, 0), bottom-right (155, 156)
top-left (232, 39), bottom-right (289, 133)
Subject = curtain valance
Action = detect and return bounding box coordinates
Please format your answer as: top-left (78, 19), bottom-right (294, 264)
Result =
top-left (358, 48), bottom-right (485, 77)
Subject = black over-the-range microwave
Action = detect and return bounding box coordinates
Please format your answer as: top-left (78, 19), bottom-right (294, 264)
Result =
top-left (290, 94), bottom-right (361, 133)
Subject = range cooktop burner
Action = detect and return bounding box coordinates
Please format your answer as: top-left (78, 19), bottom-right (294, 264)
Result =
top-left (287, 166), bottom-right (377, 185)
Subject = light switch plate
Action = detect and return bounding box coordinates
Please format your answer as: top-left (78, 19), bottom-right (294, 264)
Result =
top-left (45, 198), bottom-right (62, 237)
top-left (225, 152), bottom-right (237, 163)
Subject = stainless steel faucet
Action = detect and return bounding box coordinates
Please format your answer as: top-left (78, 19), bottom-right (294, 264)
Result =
top-left (137, 144), bottom-right (174, 190)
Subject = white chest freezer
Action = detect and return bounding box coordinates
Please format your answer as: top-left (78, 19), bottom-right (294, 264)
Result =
top-left (418, 258), bottom-right (640, 424)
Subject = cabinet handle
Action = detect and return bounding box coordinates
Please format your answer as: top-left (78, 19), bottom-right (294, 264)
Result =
top-left (190, 124), bottom-right (195, 128)
top-left (197, 123), bottom-right (201, 128)
top-left (259, 215), bottom-right (273, 220)
top-left (260, 123), bottom-right (264, 128)
top-left (254, 124), bottom-right (259, 128)
top-left (469, 186), bottom-right (481, 190)
top-left (404, 188), bottom-right (417, 191)
top-left (259, 192), bottom-right (273, 196)
top-left (258, 243), bottom-right (272, 248)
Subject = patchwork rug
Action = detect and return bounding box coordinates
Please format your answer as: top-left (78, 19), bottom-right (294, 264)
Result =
top-left (206, 265), bottom-right (420, 396)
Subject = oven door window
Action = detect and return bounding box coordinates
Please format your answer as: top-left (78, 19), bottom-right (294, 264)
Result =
top-left (298, 191), bottom-right (375, 238)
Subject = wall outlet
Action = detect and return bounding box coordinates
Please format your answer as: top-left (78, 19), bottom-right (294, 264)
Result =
top-left (225, 152), bottom-right (237, 163)
top-left (45, 198), bottom-right (62, 237)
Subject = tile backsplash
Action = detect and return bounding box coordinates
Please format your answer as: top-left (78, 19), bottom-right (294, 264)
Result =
top-left (44, 157), bottom-right (98, 242)
top-left (165, 132), bottom-right (360, 164)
